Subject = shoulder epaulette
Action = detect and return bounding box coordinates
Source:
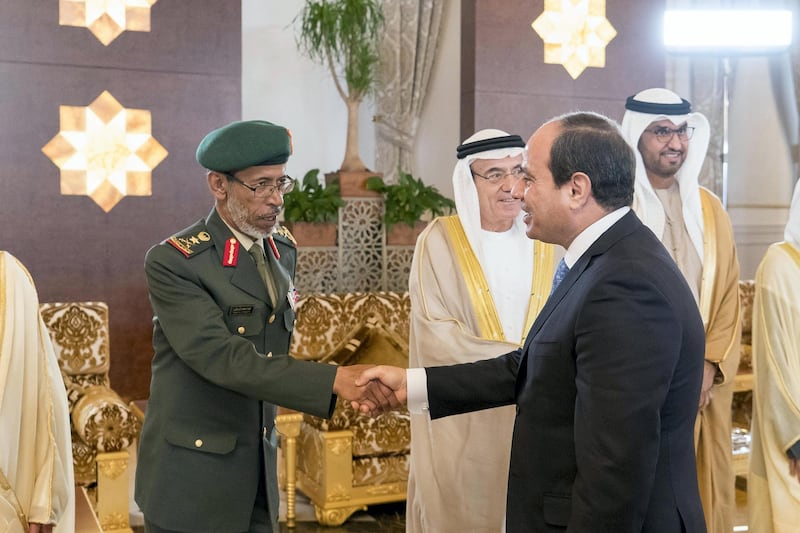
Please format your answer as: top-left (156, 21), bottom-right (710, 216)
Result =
top-left (166, 225), bottom-right (214, 258)
top-left (273, 225), bottom-right (297, 247)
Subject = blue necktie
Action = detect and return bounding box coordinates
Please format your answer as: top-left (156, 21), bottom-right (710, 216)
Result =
top-left (550, 258), bottom-right (569, 295)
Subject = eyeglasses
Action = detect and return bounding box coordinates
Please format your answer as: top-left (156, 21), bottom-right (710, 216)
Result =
top-left (471, 166), bottom-right (526, 182)
top-left (644, 125), bottom-right (695, 143)
top-left (225, 173), bottom-right (295, 198)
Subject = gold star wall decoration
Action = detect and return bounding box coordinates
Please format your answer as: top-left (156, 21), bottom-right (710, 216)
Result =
top-left (42, 90), bottom-right (168, 213)
top-left (531, 0), bottom-right (617, 79)
top-left (59, 0), bottom-right (159, 46)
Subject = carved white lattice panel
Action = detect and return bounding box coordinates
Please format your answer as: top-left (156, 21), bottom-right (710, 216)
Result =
top-left (339, 199), bottom-right (383, 248)
top-left (338, 199), bottom-right (384, 292)
top-left (292, 196), bottom-right (423, 293)
top-left (294, 248), bottom-right (339, 294)
top-left (385, 247), bottom-right (414, 292)
top-left (340, 248), bottom-right (383, 292)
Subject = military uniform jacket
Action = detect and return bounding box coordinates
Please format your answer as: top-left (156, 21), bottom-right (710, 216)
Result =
top-left (134, 208), bottom-right (337, 532)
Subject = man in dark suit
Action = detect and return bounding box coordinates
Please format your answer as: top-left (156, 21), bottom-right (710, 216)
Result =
top-left (134, 120), bottom-right (381, 533)
top-left (359, 112), bottom-right (707, 532)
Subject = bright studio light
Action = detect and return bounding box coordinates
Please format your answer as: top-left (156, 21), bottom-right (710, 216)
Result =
top-left (664, 9), bottom-right (792, 54)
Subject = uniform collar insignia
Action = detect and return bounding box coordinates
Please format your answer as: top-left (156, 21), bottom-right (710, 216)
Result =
top-left (167, 230), bottom-right (213, 257)
top-left (273, 225), bottom-right (297, 247)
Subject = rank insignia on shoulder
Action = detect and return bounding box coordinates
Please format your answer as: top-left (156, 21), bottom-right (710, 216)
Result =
top-left (273, 225), bottom-right (297, 247)
top-left (167, 230), bottom-right (213, 257)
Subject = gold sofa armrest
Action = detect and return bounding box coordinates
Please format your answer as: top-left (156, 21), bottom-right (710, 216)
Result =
top-left (296, 425), bottom-right (367, 526)
top-left (71, 385), bottom-right (141, 452)
top-left (128, 399), bottom-right (146, 423)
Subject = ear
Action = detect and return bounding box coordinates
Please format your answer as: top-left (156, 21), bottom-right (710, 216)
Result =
top-left (566, 172), bottom-right (592, 208)
top-left (208, 171), bottom-right (228, 200)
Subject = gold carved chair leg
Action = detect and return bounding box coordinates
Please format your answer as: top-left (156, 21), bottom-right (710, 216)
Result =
top-left (95, 450), bottom-right (133, 533)
top-left (275, 413), bottom-right (303, 528)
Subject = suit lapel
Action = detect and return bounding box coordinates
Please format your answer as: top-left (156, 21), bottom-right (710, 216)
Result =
top-left (520, 211), bottom-right (642, 354)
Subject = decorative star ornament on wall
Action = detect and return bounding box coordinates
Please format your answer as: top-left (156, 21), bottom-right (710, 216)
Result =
top-left (59, 0), bottom-right (159, 46)
top-left (42, 91), bottom-right (168, 213)
top-left (531, 0), bottom-right (617, 79)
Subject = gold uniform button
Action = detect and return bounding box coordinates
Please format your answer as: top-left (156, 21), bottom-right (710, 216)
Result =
top-left (266, 351), bottom-right (273, 358)
top-left (237, 326), bottom-right (245, 334)
top-left (194, 439), bottom-right (203, 448)
top-left (268, 314), bottom-right (276, 324)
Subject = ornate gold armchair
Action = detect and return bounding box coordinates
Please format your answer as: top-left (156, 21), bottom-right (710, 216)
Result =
top-left (732, 280), bottom-right (755, 477)
top-left (276, 292), bottom-right (411, 526)
top-left (734, 279), bottom-right (755, 395)
top-left (39, 301), bottom-right (141, 533)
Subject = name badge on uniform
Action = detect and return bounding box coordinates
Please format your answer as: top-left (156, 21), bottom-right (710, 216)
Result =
top-left (228, 305), bottom-right (254, 316)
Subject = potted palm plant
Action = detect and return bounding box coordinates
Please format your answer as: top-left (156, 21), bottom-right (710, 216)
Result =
top-left (282, 169), bottom-right (345, 247)
top-left (366, 171), bottom-right (455, 245)
top-left (296, 0), bottom-right (384, 196)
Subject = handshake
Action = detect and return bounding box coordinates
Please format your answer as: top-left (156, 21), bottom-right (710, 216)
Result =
top-left (332, 364), bottom-right (409, 416)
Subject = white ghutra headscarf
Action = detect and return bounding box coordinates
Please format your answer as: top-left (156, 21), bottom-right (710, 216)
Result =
top-left (452, 129), bottom-right (528, 271)
top-left (621, 88), bottom-right (711, 263)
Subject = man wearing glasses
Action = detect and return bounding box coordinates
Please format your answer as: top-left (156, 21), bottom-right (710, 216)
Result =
top-left (135, 120), bottom-right (385, 533)
top-left (405, 129), bottom-right (555, 532)
top-left (622, 88), bottom-right (741, 533)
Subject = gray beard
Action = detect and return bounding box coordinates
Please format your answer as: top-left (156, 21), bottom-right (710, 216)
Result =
top-left (227, 193), bottom-right (269, 239)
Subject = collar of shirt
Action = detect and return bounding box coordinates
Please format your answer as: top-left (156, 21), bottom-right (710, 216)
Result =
top-left (563, 207), bottom-right (630, 268)
top-left (216, 213), bottom-right (261, 252)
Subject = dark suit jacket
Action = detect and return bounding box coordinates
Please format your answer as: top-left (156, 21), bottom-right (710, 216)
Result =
top-left (135, 209), bottom-right (337, 532)
top-left (426, 211), bottom-right (707, 532)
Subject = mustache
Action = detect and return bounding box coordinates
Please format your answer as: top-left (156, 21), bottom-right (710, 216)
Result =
top-left (258, 207), bottom-right (283, 218)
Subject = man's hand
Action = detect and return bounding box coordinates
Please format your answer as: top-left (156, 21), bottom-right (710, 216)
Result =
top-left (355, 365), bottom-right (408, 409)
top-left (333, 364), bottom-right (400, 415)
top-left (28, 523), bottom-right (53, 533)
top-left (698, 360), bottom-right (717, 410)
top-left (790, 456), bottom-right (800, 484)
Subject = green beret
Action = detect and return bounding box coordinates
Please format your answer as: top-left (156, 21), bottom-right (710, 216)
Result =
top-left (196, 120), bottom-right (293, 172)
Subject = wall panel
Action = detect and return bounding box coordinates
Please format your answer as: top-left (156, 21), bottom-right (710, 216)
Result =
top-left (462, 0), bottom-right (666, 140)
top-left (0, 1), bottom-right (241, 400)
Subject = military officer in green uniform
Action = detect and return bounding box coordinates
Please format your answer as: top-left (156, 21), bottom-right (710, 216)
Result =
top-left (134, 120), bottom-right (383, 532)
